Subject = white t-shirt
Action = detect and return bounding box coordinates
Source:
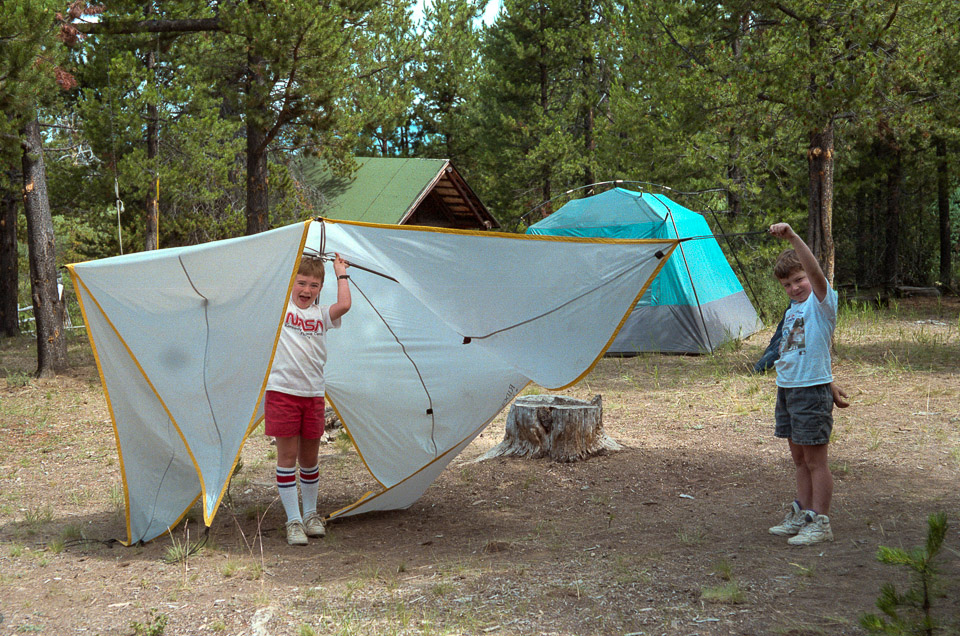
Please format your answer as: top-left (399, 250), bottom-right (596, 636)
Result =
top-left (266, 301), bottom-right (341, 397)
top-left (775, 285), bottom-right (837, 388)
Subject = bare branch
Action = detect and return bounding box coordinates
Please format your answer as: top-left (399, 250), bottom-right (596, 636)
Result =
top-left (653, 13), bottom-right (706, 68)
top-left (871, 1), bottom-right (900, 49)
top-left (772, 3), bottom-right (804, 23)
top-left (72, 17), bottom-right (223, 35)
top-left (757, 92), bottom-right (788, 106)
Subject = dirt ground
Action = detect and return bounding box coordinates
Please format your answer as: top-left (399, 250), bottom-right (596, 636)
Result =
top-left (1, 297), bottom-right (959, 636)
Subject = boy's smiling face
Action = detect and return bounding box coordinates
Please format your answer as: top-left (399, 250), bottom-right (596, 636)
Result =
top-left (292, 274), bottom-right (323, 309)
top-left (779, 269), bottom-right (811, 303)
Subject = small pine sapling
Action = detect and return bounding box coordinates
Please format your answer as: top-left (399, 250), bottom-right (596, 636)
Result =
top-left (860, 512), bottom-right (950, 635)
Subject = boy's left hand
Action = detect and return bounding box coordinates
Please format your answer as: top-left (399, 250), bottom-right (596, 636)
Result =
top-left (333, 253), bottom-right (350, 277)
top-left (769, 223), bottom-right (796, 240)
top-left (831, 383), bottom-right (850, 408)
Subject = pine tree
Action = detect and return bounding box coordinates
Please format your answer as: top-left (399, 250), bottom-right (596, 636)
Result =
top-left (470, 0), bottom-right (607, 226)
top-left (72, 0), bottom-right (385, 236)
top-left (69, 1), bottom-right (245, 252)
top-left (219, 0), bottom-right (382, 233)
top-left (414, 0), bottom-right (484, 166)
top-left (348, 0), bottom-right (420, 157)
top-left (0, 0), bottom-right (71, 373)
top-left (861, 512), bottom-right (952, 635)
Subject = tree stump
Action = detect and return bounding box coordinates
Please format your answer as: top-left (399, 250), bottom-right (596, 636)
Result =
top-left (477, 394), bottom-right (621, 463)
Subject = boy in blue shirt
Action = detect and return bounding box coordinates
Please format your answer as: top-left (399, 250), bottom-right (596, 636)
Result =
top-left (766, 222), bottom-right (838, 546)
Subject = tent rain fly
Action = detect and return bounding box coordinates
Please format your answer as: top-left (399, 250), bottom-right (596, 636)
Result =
top-left (69, 219), bottom-right (678, 544)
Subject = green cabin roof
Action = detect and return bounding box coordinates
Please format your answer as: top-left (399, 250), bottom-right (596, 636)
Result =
top-left (289, 156), bottom-right (498, 230)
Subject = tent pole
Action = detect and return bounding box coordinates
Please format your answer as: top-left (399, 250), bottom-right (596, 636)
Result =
top-left (707, 210), bottom-right (768, 324)
top-left (666, 210), bottom-right (714, 352)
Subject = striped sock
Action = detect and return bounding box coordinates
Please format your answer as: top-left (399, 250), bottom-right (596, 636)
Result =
top-left (276, 466), bottom-right (301, 523)
top-left (299, 464), bottom-right (320, 518)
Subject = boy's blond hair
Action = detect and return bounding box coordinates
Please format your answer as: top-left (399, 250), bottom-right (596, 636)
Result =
top-left (298, 256), bottom-right (325, 283)
top-left (774, 248), bottom-right (803, 280)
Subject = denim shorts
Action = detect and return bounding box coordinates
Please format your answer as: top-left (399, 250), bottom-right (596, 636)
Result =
top-left (774, 384), bottom-right (833, 445)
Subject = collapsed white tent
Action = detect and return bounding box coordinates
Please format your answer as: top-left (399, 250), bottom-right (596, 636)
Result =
top-left (68, 219), bottom-right (679, 544)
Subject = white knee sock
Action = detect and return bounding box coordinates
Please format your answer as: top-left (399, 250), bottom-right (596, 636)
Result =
top-left (299, 464), bottom-right (320, 518)
top-left (276, 466), bottom-right (301, 523)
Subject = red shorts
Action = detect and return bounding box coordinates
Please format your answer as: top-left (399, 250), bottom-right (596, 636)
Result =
top-left (264, 391), bottom-right (325, 439)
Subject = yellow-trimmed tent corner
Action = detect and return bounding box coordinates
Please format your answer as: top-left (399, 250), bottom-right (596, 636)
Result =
top-left (70, 222), bottom-right (309, 543)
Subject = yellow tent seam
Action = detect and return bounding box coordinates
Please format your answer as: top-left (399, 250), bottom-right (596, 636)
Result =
top-left (205, 220), bottom-right (315, 522)
top-left (67, 266), bottom-right (133, 546)
top-left (325, 395), bottom-right (387, 489)
top-left (547, 240), bottom-right (681, 390)
top-left (70, 271), bottom-right (209, 530)
top-left (326, 388), bottom-right (531, 520)
top-left (320, 217), bottom-right (672, 244)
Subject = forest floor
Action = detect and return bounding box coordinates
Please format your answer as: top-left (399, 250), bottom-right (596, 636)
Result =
top-left (1, 296), bottom-right (959, 636)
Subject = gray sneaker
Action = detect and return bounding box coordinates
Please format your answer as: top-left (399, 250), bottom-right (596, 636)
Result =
top-left (769, 501), bottom-right (806, 536)
top-left (788, 514), bottom-right (834, 546)
top-left (303, 512), bottom-right (326, 538)
top-left (286, 520), bottom-right (308, 546)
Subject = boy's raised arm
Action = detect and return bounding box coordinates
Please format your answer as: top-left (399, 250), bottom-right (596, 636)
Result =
top-left (329, 253), bottom-right (352, 321)
top-left (769, 223), bottom-right (829, 302)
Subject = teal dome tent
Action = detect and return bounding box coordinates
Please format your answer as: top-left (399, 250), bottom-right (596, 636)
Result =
top-left (527, 188), bottom-right (762, 354)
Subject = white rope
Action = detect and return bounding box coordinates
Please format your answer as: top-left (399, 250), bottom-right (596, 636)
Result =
top-left (114, 176), bottom-right (124, 255)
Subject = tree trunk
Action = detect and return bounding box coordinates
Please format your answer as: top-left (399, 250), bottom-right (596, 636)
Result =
top-left (583, 94), bottom-right (595, 188)
top-left (245, 49), bottom-right (269, 235)
top-left (145, 43), bottom-right (160, 251)
top-left (581, 0), bottom-right (595, 189)
top-left (20, 115), bottom-right (67, 376)
top-left (74, 17), bottom-right (222, 35)
top-left (854, 188), bottom-right (866, 286)
top-left (477, 394), bottom-right (621, 463)
top-left (727, 159), bottom-right (743, 217)
top-left (882, 132), bottom-right (902, 289)
top-left (246, 118), bottom-right (269, 235)
top-left (807, 123), bottom-right (835, 283)
top-left (0, 182), bottom-right (19, 337)
top-left (726, 12), bottom-right (746, 217)
top-left (936, 137), bottom-right (951, 287)
top-left (538, 47), bottom-right (552, 214)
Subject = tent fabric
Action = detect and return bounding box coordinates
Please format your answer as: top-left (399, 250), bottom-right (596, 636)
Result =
top-left (527, 188), bottom-right (762, 353)
top-left (69, 219), bottom-right (678, 544)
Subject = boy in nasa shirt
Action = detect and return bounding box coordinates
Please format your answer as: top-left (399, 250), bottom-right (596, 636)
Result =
top-left (265, 254), bottom-right (351, 545)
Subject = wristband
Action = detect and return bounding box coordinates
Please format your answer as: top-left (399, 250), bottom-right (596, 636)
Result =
top-left (338, 275), bottom-right (349, 280)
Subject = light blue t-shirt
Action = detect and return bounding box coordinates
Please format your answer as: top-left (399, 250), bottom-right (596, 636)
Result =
top-left (774, 285), bottom-right (838, 388)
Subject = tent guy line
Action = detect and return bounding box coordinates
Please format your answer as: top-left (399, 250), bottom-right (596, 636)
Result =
top-left (347, 278), bottom-right (440, 456)
top-left (677, 229), bottom-right (771, 243)
top-left (460, 248), bottom-right (675, 343)
top-left (177, 253), bottom-right (225, 457)
top-left (676, 226), bottom-right (772, 325)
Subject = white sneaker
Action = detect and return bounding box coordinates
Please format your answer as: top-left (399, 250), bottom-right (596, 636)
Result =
top-left (788, 514), bottom-right (834, 546)
top-left (303, 512), bottom-right (326, 538)
top-left (769, 502), bottom-right (806, 536)
top-left (286, 520), bottom-right (308, 546)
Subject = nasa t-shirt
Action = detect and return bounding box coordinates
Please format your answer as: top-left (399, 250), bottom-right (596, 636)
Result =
top-left (266, 301), bottom-right (341, 397)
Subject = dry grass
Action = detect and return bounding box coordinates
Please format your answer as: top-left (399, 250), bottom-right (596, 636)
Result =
top-left (0, 297), bottom-right (958, 635)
